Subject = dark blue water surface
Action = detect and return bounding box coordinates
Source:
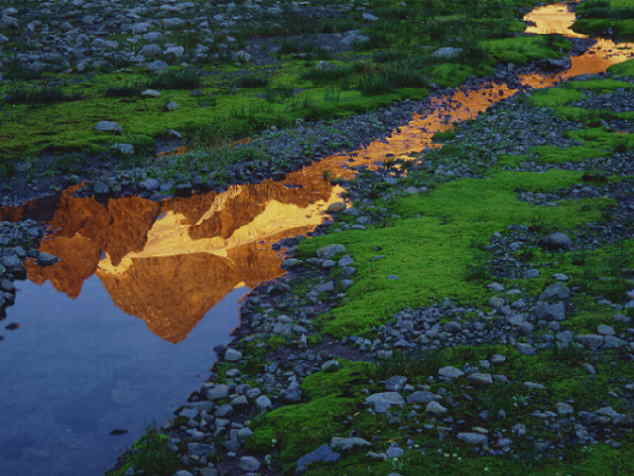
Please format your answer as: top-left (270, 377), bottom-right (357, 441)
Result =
top-left (1, 277), bottom-right (246, 476)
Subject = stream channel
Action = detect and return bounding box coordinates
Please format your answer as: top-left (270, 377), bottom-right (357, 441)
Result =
top-left (1, 2), bottom-right (633, 475)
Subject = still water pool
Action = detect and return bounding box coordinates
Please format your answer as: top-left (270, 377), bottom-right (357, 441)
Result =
top-left (1, 277), bottom-right (246, 475)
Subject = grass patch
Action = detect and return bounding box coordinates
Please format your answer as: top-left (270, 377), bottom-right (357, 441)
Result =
top-left (298, 170), bottom-right (614, 337)
top-left (248, 396), bottom-right (357, 467)
top-left (608, 59), bottom-right (634, 78)
top-left (105, 428), bottom-right (181, 476)
top-left (574, 0), bottom-right (634, 39)
top-left (527, 87), bottom-right (584, 108)
top-left (480, 35), bottom-right (571, 65)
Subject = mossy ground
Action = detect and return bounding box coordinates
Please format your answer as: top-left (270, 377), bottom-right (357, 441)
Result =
top-left (246, 70), bottom-right (634, 475)
top-left (573, 0), bottom-right (634, 40)
top-left (297, 169), bottom-right (614, 337)
top-left (0, 0), bottom-right (569, 171)
top-left (249, 345), bottom-right (634, 475)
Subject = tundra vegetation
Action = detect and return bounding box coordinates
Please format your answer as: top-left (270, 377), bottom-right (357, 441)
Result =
top-left (1, 0), bottom-right (633, 475)
top-left (0, 0), bottom-right (569, 183)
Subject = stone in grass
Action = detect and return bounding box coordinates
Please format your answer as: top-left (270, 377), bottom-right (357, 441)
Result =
top-left (224, 348), bottom-right (242, 361)
top-left (142, 88), bottom-right (161, 97)
top-left (316, 244), bottom-right (346, 259)
top-left (95, 120), bottom-right (122, 134)
top-left (540, 283), bottom-right (571, 301)
top-left (468, 373), bottom-right (493, 385)
top-left (112, 143), bottom-right (134, 155)
top-left (535, 301), bottom-right (566, 321)
top-left (576, 334), bottom-right (604, 350)
top-left (457, 432), bottom-right (488, 445)
top-left (432, 46), bottom-right (463, 59)
top-left (146, 60), bottom-right (169, 73)
top-left (321, 360), bottom-right (340, 372)
top-left (407, 391), bottom-right (438, 404)
top-left (438, 366), bottom-right (464, 379)
top-left (296, 445), bottom-right (341, 474)
top-left (330, 436), bottom-right (371, 451)
top-left (164, 101), bottom-right (179, 111)
top-left (516, 343), bottom-right (536, 355)
top-left (255, 395), bottom-right (272, 411)
top-left (540, 232), bottom-right (572, 250)
top-left (425, 401), bottom-right (448, 416)
top-left (239, 456), bottom-right (260, 472)
top-left (556, 402), bottom-right (574, 415)
top-left (365, 392), bottom-right (405, 413)
top-left (140, 178), bottom-right (160, 192)
top-left (597, 324), bottom-right (615, 336)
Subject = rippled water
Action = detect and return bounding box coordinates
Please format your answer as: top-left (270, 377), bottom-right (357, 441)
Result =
top-left (1, 2), bottom-right (633, 474)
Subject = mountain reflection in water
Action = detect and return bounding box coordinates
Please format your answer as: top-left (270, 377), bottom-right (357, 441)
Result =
top-left (4, 0), bottom-right (634, 344)
top-left (22, 178), bottom-right (342, 343)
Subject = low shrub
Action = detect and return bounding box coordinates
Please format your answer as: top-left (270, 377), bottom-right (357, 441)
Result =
top-left (5, 86), bottom-right (82, 105)
top-left (147, 69), bottom-right (201, 90)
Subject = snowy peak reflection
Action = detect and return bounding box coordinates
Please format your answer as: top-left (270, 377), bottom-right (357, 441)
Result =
top-left (23, 178), bottom-right (341, 342)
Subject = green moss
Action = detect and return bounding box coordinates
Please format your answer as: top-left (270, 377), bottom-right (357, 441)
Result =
top-left (299, 170), bottom-right (614, 337)
top-left (430, 63), bottom-right (480, 87)
top-left (249, 396), bottom-right (357, 464)
top-left (480, 36), bottom-right (571, 65)
top-left (567, 79), bottom-right (634, 91)
top-left (574, 18), bottom-right (634, 40)
top-left (551, 106), bottom-right (608, 122)
top-left (608, 59), bottom-right (634, 78)
top-left (528, 87), bottom-right (584, 108)
top-left (529, 144), bottom-right (611, 164)
top-left (105, 429), bottom-right (182, 476)
top-left (301, 360), bottom-right (371, 399)
top-left (567, 128), bottom-right (634, 151)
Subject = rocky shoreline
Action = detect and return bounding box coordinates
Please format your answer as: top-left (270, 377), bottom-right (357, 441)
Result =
top-left (106, 68), bottom-right (634, 475)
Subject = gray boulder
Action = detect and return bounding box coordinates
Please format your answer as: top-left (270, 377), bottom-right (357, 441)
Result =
top-left (95, 121), bottom-right (122, 134)
top-left (540, 232), bottom-right (572, 250)
top-left (365, 392), bottom-right (405, 413)
top-left (296, 445), bottom-right (340, 473)
top-left (329, 436), bottom-right (371, 451)
top-left (432, 47), bottom-right (463, 59)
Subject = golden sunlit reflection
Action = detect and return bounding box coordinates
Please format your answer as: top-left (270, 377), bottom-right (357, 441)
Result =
top-left (3, 0), bottom-right (634, 342)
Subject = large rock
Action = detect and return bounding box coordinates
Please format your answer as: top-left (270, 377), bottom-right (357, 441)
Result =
top-left (432, 47), bottom-right (463, 59)
top-left (95, 120), bottom-right (122, 134)
top-left (316, 244), bottom-right (346, 259)
top-left (535, 301), bottom-right (566, 321)
top-left (296, 445), bottom-right (340, 473)
top-left (539, 283), bottom-right (570, 301)
top-left (540, 232), bottom-right (572, 250)
top-left (365, 392), bottom-right (405, 413)
top-left (239, 456), bottom-right (260, 472)
top-left (206, 384), bottom-right (229, 401)
top-left (140, 44), bottom-right (162, 57)
top-left (438, 366), bottom-right (464, 379)
top-left (457, 432), bottom-right (488, 445)
top-left (329, 436), bottom-right (371, 451)
top-left (146, 60), bottom-right (169, 72)
top-left (576, 334), bottom-right (604, 350)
